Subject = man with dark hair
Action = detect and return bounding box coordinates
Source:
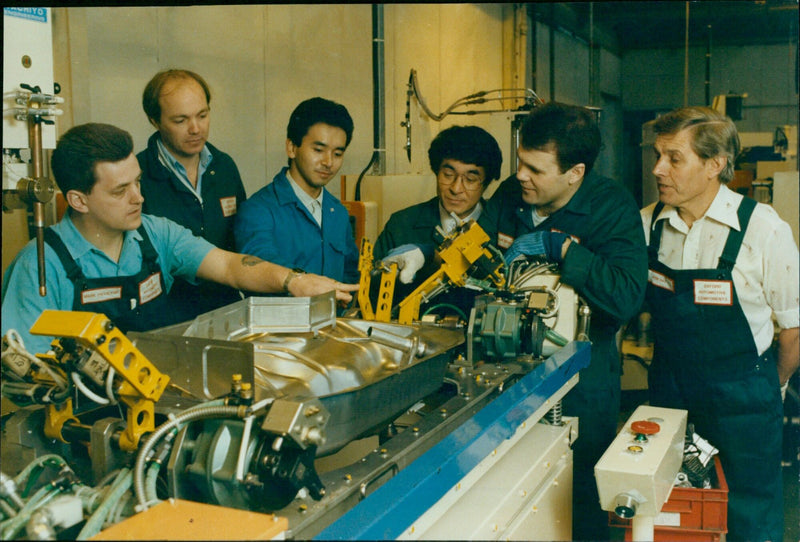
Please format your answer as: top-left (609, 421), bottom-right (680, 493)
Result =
top-left (1, 123), bottom-right (357, 355)
top-left (642, 106), bottom-right (798, 541)
top-left (373, 125), bottom-right (503, 317)
top-left (137, 69), bottom-right (246, 325)
top-left (479, 102), bottom-right (648, 540)
top-left (235, 97), bottom-right (359, 285)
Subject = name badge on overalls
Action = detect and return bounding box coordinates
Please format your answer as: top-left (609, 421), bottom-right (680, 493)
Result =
top-left (139, 272), bottom-right (163, 305)
top-left (497, 232), bottom-right (514, 249)
top-left (82, 287), bottom-right (122, 304)
top-left (648, 269), bottom-right (674, 292)
top-left (220, 196), bottom-right (237, 217)
top-left (693, 279), bottom-right (733, 305)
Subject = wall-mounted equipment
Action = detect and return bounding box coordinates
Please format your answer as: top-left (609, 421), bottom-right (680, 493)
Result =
top-left (3, 7), bottom-right (62, 295)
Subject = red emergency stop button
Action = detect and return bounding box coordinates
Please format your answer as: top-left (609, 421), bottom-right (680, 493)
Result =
top-left (631, 420), bottom-right (660, 435)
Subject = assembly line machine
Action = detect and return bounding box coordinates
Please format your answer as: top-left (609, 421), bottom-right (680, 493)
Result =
top-left (1, 221), bottom-right (591, 540)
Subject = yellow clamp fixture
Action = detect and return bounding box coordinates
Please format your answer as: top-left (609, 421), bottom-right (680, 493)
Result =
top-left (357, 238), bottom-right (397, 323)
top-left (30, 310), bottom-right (170, 451)
top-left (398, 220), bottom-right (505, 324)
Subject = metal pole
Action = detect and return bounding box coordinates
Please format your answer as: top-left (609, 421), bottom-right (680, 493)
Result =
top-left (705, 25), bottom-right (712, 106)
top-left (549, 3), bottom-right (555, 101)
top-left (371, 4), bottom-right (386, 175)
top-left (28, 117), bottom-right (47, 297)
top-left (684, 2), bottom-right (690, 107)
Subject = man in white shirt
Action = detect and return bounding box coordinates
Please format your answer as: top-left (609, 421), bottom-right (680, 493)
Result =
top-left (641, 106), bottom-right (799, 542)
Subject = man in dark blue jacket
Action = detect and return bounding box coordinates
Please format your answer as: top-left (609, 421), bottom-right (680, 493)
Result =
top-left (479, 102), bottom-right (648, 540)
top-left (137, 69), bottom-right (246, 325)
top-left (234, 98), bottom-right (359, 286)
top-left (373, 125), bottom-right (503, 319)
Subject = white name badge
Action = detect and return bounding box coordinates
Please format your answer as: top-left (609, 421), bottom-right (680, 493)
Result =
top-left (220, 196), bottom-right (237, 217)
top-left (82, 286), bottom-right (122, 304)
top-left (497, 232), bottom-right (514, 249)
top-left (693, 279), bottom-right (733, 306)
top-left (648, 269), bottom-right (674, 292)
top-left (139, 272), bottom-right (163, 305)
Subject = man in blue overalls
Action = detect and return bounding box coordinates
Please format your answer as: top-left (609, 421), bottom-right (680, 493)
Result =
top-left (2, 123), bottom-right (358, 355)
top-left (642, 106), bottom-right (799, 541)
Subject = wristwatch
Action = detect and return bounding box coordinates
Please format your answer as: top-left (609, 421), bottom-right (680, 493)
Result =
top-left (282, 268), bottom-right (306, 293)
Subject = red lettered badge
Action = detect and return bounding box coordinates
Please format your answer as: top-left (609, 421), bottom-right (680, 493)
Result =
top-left (693, 279), bottom-right (733, 305)
top-left (220, 196), bottom-right (237, 217)
top-left (139, 272), bottom-right (163, 305)
top-left (648, 269), bottom-right (674, 292)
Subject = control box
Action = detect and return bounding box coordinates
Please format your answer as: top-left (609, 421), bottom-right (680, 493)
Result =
top-left (595, 405), bottom-right (687, 518)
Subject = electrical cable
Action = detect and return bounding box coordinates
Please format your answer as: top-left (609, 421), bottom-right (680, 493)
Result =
top-left (354, 150), bottom-right (377, 202)
top-left (2, 330), bottom-right (67, 390)
top-left (133, 403), bottom-right (240, 510)
top-left (409, 69), bottom-right (543, 121)
top-left (71, 372), bottom-right (109, 405)
top-left (105, 366), bottom-right (118, 404)
top-left (1, 484), bottom-right (63, 540)
top-left (13, 455), bottom-right (68, 495)
top-left (354, 68), bottom-right (542, 202)
top-left (76, 468), bottom-right (132, 540)
top-left (421, 303), bottom-right (468, 322)
top-left (511, 261), bottom-right (558, 288)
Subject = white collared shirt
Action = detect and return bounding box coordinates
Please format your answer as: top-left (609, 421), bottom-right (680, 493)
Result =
top-left (287, 171), bottom-right (324, 226)
top-left (531, 207), bottom-right (548, 227)
top-left (641, 184), bottom-right (800, 355)
top-left (439, 201), bottom-right (483, 234)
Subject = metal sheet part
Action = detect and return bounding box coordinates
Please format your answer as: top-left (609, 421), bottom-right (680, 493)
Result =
top-left (132, 313), bottom-right (464, 456)
top-left (180, 294), bottom-right (338, 338)
top-left (281, 360), bottom-right (527, 538)
top-left (315, 340), bottom-right (591, 540)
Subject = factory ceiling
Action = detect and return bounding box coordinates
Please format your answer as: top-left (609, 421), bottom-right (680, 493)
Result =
top-left (529, 1), bottom-right (799, 53)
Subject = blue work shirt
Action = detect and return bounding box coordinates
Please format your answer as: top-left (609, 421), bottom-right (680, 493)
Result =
top-left (234, 167), bottom-right (359, 283)
top-left (1, 212), bottom-right (214, 354)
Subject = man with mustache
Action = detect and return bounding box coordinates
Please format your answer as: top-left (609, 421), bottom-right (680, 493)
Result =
top-left (1, 123), bottom-right (358, 356)
top-left (138, 69), bottom-right (247, 325)
top-left (234, 97), bottom-right (359, 289)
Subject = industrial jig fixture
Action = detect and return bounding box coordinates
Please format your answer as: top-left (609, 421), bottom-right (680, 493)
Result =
top-left (1, 222), bottom-right (591, 539)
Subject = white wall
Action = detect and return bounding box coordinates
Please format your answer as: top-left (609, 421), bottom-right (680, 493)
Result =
top-left (385, 4), bottom-right (519, 180)
top-left (4, 4), bottom-right (522, 274)
top-left (54, 5), bottom-right (373, 198)
top-left (51, 4), bottom-right (515, 198)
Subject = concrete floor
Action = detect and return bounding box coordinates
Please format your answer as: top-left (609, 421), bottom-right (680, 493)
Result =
top-left (784, 459), bottom-right (799, 542)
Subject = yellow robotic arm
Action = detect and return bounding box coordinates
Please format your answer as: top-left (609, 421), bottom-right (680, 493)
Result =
top-left (358, 220), bottom-right (505, 325)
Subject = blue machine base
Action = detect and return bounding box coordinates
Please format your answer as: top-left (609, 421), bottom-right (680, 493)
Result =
top-left (316, 341), bottom-right (591, 540)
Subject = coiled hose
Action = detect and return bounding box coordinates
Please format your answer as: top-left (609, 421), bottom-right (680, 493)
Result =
top-left (133, 403), bottom-right (241, 510)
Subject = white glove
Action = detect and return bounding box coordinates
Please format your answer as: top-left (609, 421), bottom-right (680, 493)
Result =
top-left (382, 244), bottom-right (427, 284)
